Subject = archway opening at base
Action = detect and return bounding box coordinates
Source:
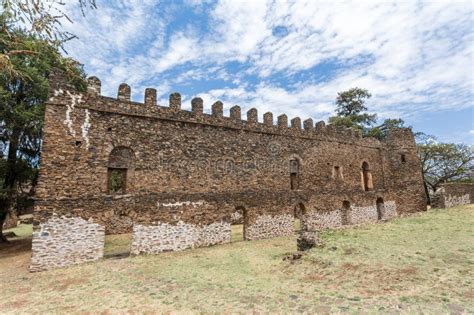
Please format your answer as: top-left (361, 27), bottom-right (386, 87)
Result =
top-left (232, 206), bottom-right (248, 242)
top-left (376, 197), bottom-right (384, 220)
top-left (341, 200), bottom-right (351, 225)
top-left (294, 202), bottom-right (306, 232)
top-left (104, 232), bottom-right (133, 259)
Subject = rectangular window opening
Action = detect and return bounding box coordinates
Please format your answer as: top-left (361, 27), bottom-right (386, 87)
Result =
top-left (108, 168), bottom-right (127, 194)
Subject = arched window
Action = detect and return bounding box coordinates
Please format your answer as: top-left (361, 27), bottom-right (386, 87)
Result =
top-left (376, 197), bottom-right (384, 220)
top-left (341, 201), bottom-right (351, 225)
top-left (361, 162), bottom-right (373, 191)
top-left (289, 159), bottom-right (300, 190)
top-left (107, 146), bottom-right (134, 194)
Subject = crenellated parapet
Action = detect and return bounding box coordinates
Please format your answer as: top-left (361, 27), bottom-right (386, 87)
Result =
top-left (46, 73), bottom-right (389, 147)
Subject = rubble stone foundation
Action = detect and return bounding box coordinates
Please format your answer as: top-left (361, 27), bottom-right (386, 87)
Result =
top-left (30, 216), bottom-right (105, 272)
top-left (130, 221), bottom-right (231, 254)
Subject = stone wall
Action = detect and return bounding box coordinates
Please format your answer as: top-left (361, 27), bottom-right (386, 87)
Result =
top-left (382, 201), bottom-right (397, 220)
top-left (304, 210), bottom-right (343, 230)
top-left (130, 221), bottom-right (230, 254)
top-left (431, 183), bottom-right (473, 208)
top-left (302, 199), bottom-right (397, 230)
top-left (30, 69), bottom-right (427, 271)
top-left (244, 214), bottom-right (294, 240)
top-left (30, 215), bottom-right (105, 272)
top-left (350, 205), bottom-right (378, 224)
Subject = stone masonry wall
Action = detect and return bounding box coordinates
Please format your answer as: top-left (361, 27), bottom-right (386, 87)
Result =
top-left (31, 70), bottom-right (427, 270)
top-left (382, 201), bottom-right (397, 220)
top-left (304, 210), bottom-right (343, 230)
top-left (244, 214), bottom-right (294, 240)
top-left (130, 221), bottom-right (230, 254)
top-left (350, 205), bottom-right (378, 225)
top-left (303, 199), bottom-right (397, 230)
top-left (30, 215), bottom-right (105, 272)
top-left (431, 183), bottom-right (473, 208)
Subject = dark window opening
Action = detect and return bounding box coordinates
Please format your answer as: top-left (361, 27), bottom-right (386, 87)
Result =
top-left (362, 162), bottom-right (373, 191)
top-left (342, 201), bottom-right (351, 225)
top-left (107, 146), bottom-right (134, 195)
top-left (376, 197), bottom-right (384, 220)
top-left (290, 159), bottom-right (299, 190)
top-left (108, 168), bottom-right (127, 194)
top-left (107, 127), bottom-right (112, 132)
top-left (75, 141), bottom-right (82, 147)
top-left (401, 154), bottom-right (406, 163)
top-left (334, 166), bottom-right (343, 180)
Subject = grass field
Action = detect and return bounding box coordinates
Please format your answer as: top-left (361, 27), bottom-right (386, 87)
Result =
top-left (1, 205), bottom-right (473, 313)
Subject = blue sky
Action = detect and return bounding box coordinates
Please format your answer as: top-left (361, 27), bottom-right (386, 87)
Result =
top-left (62, 0), bottom-right (473, 144)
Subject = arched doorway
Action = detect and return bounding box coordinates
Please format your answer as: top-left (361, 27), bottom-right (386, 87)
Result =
top-left (104, 146), bottom-right (135, 258)
top-left (341, 200), bottom-right (351, 225)
top-left (376, 197), bottom-right (384, 220)
top-left (232, 206), bottom-right (248, 242)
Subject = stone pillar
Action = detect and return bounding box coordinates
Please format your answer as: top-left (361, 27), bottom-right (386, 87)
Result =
top-left (263, 112), bottom-right (273, 126)
top-left (191, 97), bottom-right (203, 115)
top-left (117, 83), bottom-right (131, 101)
top-left (169, 92), bottom-right (181, 111)
top-left (303, 118), bottom-right (313, 131)
top-left (87, 76), bottom-right (101, 95)
top-left (144, 88), bottom-right (157, 106)
top-left (230, 106), bottom-right (241, 120)
top-left (277, 114), bottom-right (288, 128)
top-left (291, 117), bottom-right (301, 130)
top-left (247, 108), bottom-right (258, 124)
top-left (212, 101), bottom-right (223, 117)
top-left (315, 120), bottom-right (326, 131)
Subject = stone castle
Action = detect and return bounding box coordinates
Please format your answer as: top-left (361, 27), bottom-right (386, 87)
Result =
top-left (30, 70), bottom-right (427, 271)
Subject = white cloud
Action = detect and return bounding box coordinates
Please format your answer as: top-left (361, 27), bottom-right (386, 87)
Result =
top-left (60, 0), bottom-right (473, 142)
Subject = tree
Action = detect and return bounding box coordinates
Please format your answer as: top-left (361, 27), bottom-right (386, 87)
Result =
top-left (417, 136), bottom-right (474, 204)
top-left (0, 10), bottom-right (87, 241)
top-left (367, 118), bottom-right (408, 140)
top-left (328, 88), bottom-right (377, 132)
top-left (1, 0), bottom-right (96, 79)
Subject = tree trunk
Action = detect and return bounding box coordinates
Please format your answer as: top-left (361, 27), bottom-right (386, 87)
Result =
top-left (0, 129), bottom-right (21, 243)
top-left (0, 216), bottom-right (8, 243)
top-left (424, 181), bottom-right (431, 205)
top-left (4, 129), bottom-right (21, 190)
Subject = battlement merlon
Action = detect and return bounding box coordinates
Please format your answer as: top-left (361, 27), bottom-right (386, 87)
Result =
top-left (46, 69), bottom-right (394, 147)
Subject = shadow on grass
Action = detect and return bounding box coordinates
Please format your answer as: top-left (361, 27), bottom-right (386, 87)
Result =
top-left (0, 237), bottom-right (32, 260)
